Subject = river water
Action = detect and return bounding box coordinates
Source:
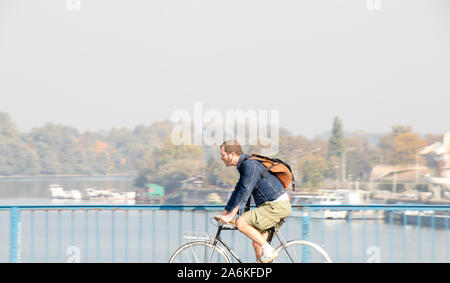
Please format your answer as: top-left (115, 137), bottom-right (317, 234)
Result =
top-left (0, 176), bottom-right (448, 263)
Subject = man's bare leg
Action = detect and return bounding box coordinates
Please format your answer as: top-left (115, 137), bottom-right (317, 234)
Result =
top-left (236, 216), bottom-right (273, 261)
top-left (236, 216), bottom-right (267, 245)
top-left (252, 231), bottom-right (269, 261)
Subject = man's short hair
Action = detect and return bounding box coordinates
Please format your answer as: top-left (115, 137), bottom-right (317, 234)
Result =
top-left (220, 140), bottom-right (243, 156)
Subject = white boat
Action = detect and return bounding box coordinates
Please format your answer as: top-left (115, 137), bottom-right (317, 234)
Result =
top-left (84, 188), bottom-right (136, 201)
top-left (290, 193), bottom-right (347, 219)
top-left (310, 194), bottom-right (348, 219)
top-left (50, 185), bottom-right (83, 200)
top-left (84, 188), bottom-right (113, 199)
top-left (121, 192), bottom-right (136, 200)
top-left (49, 184), bottom-right (71, 199)
top-left (290, 190), bottom-right (382, 220)
top-left (109, 190), bottom-right (136, 200)
top-left (69, 190), bottom-right (82, 200)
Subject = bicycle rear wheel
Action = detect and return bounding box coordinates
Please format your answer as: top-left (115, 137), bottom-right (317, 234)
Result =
top-left (274, 240), bottom-right (332, 263)
top-left (169, 241), bottom-right (232, 263)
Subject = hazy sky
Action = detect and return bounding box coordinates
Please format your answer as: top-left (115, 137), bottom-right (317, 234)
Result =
top-left (1, 0), bottom-right (449, 138)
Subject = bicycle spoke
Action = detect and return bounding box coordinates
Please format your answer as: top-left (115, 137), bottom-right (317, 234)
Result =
top-left (189, 243), bottom-right (199, 263)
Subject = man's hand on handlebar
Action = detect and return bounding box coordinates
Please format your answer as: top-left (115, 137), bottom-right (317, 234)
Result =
top-left (215, 214), bottom-right (235, 226)
top-left (215, 207), bottom-right (238, 226)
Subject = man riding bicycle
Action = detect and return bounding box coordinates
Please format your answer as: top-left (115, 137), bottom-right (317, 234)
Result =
top-left (216, 140), bottom-right (292, 263)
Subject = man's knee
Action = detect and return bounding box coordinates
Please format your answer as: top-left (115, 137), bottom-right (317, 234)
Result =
top-left (235, 216), bottom-right (247, 231)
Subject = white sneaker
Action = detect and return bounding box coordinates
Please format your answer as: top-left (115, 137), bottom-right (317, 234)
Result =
top-left (260, 246), bottom-right (278, 263)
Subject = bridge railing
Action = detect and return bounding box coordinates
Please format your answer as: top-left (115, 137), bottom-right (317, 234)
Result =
top-left (0, 205), bottom-right (449, 263)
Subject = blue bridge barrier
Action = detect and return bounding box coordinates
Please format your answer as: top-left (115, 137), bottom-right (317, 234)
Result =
top-left (0, 205), bottom-right (449, 263)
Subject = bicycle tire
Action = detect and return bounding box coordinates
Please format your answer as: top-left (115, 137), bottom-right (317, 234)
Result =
top-left (274, 240), bottom-right (332, 263)
top-left (169, 241), bottom-right (232, 263)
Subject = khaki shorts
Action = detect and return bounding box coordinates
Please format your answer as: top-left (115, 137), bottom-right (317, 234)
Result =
top-left (241, 200), bottom-right (291, 233)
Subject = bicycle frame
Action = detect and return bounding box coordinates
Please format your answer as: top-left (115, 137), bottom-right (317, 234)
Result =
top-left (210, 222), bottom-right (294, 263)
top-left (211, 224), bottom-right (243, 263)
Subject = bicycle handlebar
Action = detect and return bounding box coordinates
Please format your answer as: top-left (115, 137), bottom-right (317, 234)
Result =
top-left (214, 216), bottom-right (236, 226)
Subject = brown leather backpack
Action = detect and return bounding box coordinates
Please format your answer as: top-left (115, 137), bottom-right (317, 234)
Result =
top-left (243, 154), bottom-right (296, 191)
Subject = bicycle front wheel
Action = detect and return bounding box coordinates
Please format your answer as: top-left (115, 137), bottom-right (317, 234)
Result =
top-left (274, 240), bottom-right (332, 263)
top-left (169, 241), bottom-right (232, 263)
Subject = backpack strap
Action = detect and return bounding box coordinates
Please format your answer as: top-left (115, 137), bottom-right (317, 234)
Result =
top-left (244, 197), bottom-right (251, 213)
top-left (261, 164), bottom-right (275, 179)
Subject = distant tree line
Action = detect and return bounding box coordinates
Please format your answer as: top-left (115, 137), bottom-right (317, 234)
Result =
top-left (0, 112), bottom-right (442, 192)
top-left (0, 112), bottom-right (173, 176)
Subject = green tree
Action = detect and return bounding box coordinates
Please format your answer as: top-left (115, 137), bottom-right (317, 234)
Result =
top-left (393, 133), bottom-right (427, 165)
top-left (0, 112), bottom-right (19, 138)
top-left (328, 117), bottom-right (344, 159)
top-left (205, 158), bottom-right (221, 186)
top-left (40, 150), bottom-right (61, 175)
top-left (0, 113), bottom-right (42, 175)
top-left (343, 131), bottom-right (379, 181)
top-left (93, 152), bottom-right (110, 175)
top-left (136, 136), bottom-right (206, 192)
top-left (378, 126), bottom-right (425, 165)
top-left (204, 157), bottom-right (239, 188)
top-left (29, 123), bottom-right (80, 174)
top-left (301, 157), bottom-right (328, 189)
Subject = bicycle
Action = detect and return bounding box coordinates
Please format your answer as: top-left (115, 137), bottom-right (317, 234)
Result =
top-left (169, 216), bottom-right (332, 263)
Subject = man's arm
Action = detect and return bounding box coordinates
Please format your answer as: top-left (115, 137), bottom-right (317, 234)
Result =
top-left (223, 161), bottom-right (259, 215)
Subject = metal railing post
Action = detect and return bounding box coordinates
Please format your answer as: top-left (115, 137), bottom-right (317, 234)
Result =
top-left (301, 208), bottom-right (311, 263)
top-left (9, 207), bottom-right (20, 263)
top-left (138, 210), bottom-right (143, 263)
